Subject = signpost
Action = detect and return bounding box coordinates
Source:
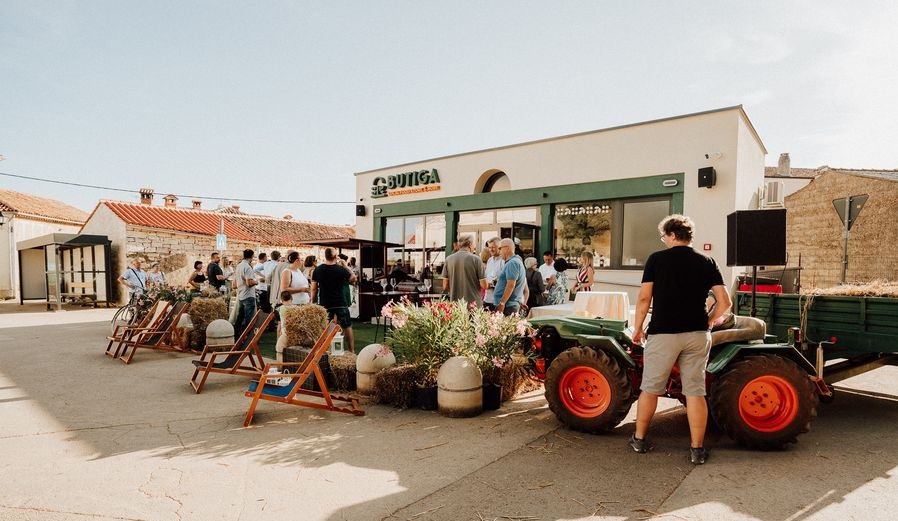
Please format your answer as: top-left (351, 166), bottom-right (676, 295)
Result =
top-left (832, 194), bottom-right (868, 284)
top-left (216, 219), bottom-right (227, 251)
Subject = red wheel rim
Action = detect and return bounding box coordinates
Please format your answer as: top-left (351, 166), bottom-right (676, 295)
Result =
top-left (558, 366), bottom-right (612, 418)
top-left (738, 375), bottom-right (799, 432)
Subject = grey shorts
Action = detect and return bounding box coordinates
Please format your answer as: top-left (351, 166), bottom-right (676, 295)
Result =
top-left (640, 331), bottom-right (712, 396)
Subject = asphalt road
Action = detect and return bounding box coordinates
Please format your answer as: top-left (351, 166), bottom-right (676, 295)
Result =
top-left (1, 314), bottom-right (897, 521)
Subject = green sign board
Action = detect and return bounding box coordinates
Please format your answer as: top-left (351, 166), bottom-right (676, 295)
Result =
top-left (371, 169), bottom-right (441, 199)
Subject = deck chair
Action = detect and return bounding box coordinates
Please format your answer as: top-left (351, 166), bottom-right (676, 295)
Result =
top-left (118, 301), bottom-right (189, 364)
top-left (189, 310), bottom-right (272, 394)
top-left (243, 319), bottom-right (364, 427)
top-left (105, 300), bottom-right (170, 358)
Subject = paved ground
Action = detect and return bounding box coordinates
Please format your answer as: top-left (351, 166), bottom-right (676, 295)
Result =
top-left (1, 313), bottom-right (898, 520)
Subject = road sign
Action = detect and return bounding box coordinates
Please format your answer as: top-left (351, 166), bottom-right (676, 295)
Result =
top-left (832, 194), bottom-right (868, 231)
top-left (216, 234), bottom-right (227, 250)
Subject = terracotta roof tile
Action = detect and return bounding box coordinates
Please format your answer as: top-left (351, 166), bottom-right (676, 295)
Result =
top-left (224, 215), bottom-right (354, 245)
top-left (101, 201), bottom-right (256, 241)
top-left (0, 188), bottom-right (88, 224)
top-left (765, 166), bottom-right (898, 180)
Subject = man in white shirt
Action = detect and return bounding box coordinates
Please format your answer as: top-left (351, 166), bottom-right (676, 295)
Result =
top-left (117, 259), bottom-right (147, 301)
top-left (254, 252), bottom-right (277, 313)
top-left (539, 251), bottom-right (558, 288)
top-left (483, 238), bottom-right (505, 309)
top-left (234, 249), bottom-right (259, 340)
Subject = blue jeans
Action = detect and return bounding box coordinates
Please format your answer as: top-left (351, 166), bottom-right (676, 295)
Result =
top-left (235, 296), bottom-right (257, 340)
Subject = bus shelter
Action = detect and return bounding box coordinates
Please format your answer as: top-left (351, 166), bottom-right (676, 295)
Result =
top-left (17, 233), bottom-right (113, 310)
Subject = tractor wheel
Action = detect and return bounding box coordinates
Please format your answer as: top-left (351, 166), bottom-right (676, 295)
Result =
top-left (544, 346), bottom-right (633, 433)
top-left (710, 355), bottom-right (818, 450)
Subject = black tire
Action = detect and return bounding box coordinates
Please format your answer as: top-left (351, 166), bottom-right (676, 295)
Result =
top-left (710, 355), bottom-right (819, 450)
top-left (544, 346), bottom-right (633, 433)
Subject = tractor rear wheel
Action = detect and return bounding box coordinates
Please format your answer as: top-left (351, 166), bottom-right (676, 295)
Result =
top-left (710, 355), bottom-right (818, 450)
top-left (545, 347), bottom-right (633, 433)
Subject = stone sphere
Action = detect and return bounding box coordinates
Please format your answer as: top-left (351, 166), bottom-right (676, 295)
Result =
top-left (356, 344), bottom-right (396, 394)
top-left (205, 318), bottom-right (233, 346)
top-left (437, 356), bottom-right (483, 418)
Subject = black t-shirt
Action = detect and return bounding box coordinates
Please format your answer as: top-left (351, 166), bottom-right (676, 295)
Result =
top-left (312, 263), bottom-right (351, 309)
top-left (207, 262), bottom-right (224, 289)
top-left (642, 246), bottom-right (724, 334)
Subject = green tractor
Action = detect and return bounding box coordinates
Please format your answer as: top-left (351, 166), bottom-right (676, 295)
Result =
top-left (527, 312), bottom-right (824, 450)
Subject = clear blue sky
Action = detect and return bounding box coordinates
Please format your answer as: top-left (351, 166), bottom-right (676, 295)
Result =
top-left (2, 1), bottom-right (896, 225)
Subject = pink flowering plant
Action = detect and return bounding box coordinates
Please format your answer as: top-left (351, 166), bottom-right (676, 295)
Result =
top-left (382, 298), bottom-right (474, 386)
top-left (470, 308), bottom-right (533, 384)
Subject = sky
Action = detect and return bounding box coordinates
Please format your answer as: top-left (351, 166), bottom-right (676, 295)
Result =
top-left (2, 1), bottom-right (897, 225)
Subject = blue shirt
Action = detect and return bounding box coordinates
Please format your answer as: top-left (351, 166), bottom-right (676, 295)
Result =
top-left (493, 256), bottom-right (526, 308)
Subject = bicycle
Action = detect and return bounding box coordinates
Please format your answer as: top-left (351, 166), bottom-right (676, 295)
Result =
top-left (110, 293), bottom-right (141, 333)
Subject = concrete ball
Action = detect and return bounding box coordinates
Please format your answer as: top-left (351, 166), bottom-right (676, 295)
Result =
top-left (437, 356), bottom-right (483, 418)
top-left (356, 344), bottom-right (396, 394)
top-left (205, 318), bottom-right (233, 344)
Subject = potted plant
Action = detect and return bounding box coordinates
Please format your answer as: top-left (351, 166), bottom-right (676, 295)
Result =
top-left (470, 309), bottom-right (533, 410)
top-left (382, 298), bottom-right (473, 409)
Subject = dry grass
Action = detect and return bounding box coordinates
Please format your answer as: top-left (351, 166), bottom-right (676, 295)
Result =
top-left (187, 297), bottom-right (229, 349)
top-left (283, 304), bottom-right (328, 347)
top-left (499, 355), bottom-right (542, 402)
top-left (329, 352), bottom-right (357, 391)
top-left (804, 280), bottom-right (898, 297)
top-left (373, 364), bottom-right (423, 408)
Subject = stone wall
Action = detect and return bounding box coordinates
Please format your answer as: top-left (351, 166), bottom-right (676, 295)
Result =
top-left (784, 172), bottom-right (898, 288)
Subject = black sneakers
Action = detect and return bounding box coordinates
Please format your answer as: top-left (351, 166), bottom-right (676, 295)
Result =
top-left (689, 446), bottom-right (709, 465)
top-left (628, 434), bottom-right (653, 453)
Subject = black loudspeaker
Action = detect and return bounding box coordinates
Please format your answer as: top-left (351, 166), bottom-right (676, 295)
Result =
top-left (726, 209), bottom-right (787, 266)
top-left (698, 167), bottom-right (717, 188)
top-left (355, 204), bottom-right (366, 216)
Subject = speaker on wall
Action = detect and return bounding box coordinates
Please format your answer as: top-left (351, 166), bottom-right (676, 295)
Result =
top-left (726, 209), bottom-right (787, 267)
top-left (698, 167), bottom-right (717, 188)
top-left (355, 204), bottom-right (366, 216)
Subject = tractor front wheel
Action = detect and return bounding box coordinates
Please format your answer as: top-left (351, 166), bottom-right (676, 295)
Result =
top-left (710, 355), bottom-right (818, 450)
top-left (545, 347), bottom-right (633, 433)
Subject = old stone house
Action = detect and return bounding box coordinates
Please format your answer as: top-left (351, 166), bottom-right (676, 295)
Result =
top-left (79, 190), bottom-right (353, 303)
top-left (0, 188), bottom-right (88, 299)
top-left (784, 168), bottom-right (898, 288)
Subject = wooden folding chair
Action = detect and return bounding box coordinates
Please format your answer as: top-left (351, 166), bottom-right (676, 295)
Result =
top-left (243, 319), bottom-right (363, 427)
top-left (105, 300), bottom-right (170, 358)
top-left (119, 301), bottom-right (189, 364)
top-left (189, 310), bottom-right (272, 394)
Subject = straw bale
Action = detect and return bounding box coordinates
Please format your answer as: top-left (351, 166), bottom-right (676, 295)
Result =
top-left (329, 352), bottom-right (357, 391)
top-left (283, 304), bottom-right (328, 347)
top-left (187, 297), bottom-right (229, 349)
top-left (373, 364), bottom-right (423, 408)
top-left (498, 355), bottom-right (542, 402)
top-left (804, 280), bottom-right (898, 298)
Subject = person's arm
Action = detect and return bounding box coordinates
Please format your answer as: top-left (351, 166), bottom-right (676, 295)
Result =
top-left (536, 273), bottom-right (546, 294)
top-left (632, 282), bottom-right (653, 345)
top-left (309, 280), bottom-right (318, 303)
top-left (545, 273), bottom-right (557, 288)
top-left (443, 278), bottom-right (450, 292)
top-left (708, 284), bottom-right (732, 328)
top-left (495, 280), bottom-right (517, 314)
top-left (478, 278), bottom-right (487, 290)
top-left (187, 272), bottom-right (198, 289)
top-left (118, 273), bottom-right (133, 290)
top-left (522, 281), bottom-right (530, 309)
top-left (586, 265), bottom-right (595, 288)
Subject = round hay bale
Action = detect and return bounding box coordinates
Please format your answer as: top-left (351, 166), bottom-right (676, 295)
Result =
top-left (187, 297), bottom-right (228, 349)
top-left (356, 344), bottom-right (396, 394)
top-left (373, 364), bottom-right (422, 408)
top-left (437, 356), bottom-right (483, 418)
top-left (329, 352), bottom-right (357, 391)
top-left (283, 304), bottom-right (328, 347)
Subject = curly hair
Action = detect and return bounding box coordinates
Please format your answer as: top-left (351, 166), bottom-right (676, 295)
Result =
top-left (658, 214), bottom-right (695, 242)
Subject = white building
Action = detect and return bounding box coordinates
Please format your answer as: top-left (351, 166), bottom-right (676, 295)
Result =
top-left (0, 188), bottom-right (88, 300)
top-left (354, 106), bottom-right (768, 300)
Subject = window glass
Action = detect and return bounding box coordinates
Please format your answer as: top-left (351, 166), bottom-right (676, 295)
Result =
top-left (622, 200), bottom-right (670, 267)
top-left (404, 216), bottom-right (424, 274)
top-left (554, 202), bottom-right (612, 265)
top-left (424, 214), bottom-right (446, 273)
top-left (496, 208), bottom-right (538, 224)
top-left (385, 218), bottom-right (404, 271)
top-left (459, 210), bottom-right (494, 226)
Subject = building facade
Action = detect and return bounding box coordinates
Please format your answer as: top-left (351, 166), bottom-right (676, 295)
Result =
top-left (354, 106), bottom-right (768, 299)
top-left (0, 189), bottom-right (88, 299)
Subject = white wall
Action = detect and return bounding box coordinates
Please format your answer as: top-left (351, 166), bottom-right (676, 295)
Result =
top-left (0, 215), bottom-right (82, 300)
top-left (355, 107), bottom-right (766, 285)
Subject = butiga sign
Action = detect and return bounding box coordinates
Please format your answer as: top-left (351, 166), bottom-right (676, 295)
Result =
top-left (371, 169), bottom-right (441, 198)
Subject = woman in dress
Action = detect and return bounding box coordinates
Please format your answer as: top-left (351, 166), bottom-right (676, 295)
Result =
top-left (546, 257), bottom-right (570, 305)
top-left (187, 260), bottom-right (206, 290)
top-left (280, 251), bottom-right (310, 305)
top-left (575, 251), bottom-right (595, 293)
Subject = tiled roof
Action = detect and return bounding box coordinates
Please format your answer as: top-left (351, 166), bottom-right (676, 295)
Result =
top-left (0, 188), bottom-right (88, 224)
top-left (99, 201), bottom-right (257, 241)
top-left (765, 166), bottom-right (898, 181)
top-left (91, 201), bottom-right (353, 244)
top-left (224, 215), bottom-right (354, 245)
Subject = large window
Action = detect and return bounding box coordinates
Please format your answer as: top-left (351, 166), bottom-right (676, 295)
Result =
top-left (554, 197), bottom-right (670, 269)
top-left (385, 214), bottom-right (446, 277)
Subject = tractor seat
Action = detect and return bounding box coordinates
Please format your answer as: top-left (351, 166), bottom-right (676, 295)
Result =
top-left (710, 315), bottom-right (766, 347)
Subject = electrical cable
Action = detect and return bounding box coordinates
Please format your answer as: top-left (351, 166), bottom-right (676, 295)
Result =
top-left (0, 170), bottom-right (354, 204)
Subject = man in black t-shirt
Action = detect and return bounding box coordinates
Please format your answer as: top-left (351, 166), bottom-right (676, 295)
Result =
top-left (630, 214), bottom-right (731, 465)
top-left (310, 248), bottom-right (357, 354)
top-left (207, 252), bottom-right (225, 292)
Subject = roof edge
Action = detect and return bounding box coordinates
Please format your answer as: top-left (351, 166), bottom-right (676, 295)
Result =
top-left (354, 105), bottom-right (750, 176)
